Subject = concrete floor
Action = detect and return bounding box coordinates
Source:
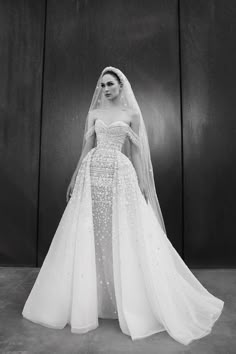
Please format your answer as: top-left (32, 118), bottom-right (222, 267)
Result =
top-left (0, 267), bottom-right (235, 354)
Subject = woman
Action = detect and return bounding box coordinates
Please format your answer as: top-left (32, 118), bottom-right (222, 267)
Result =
top-left (22, 66), bottom-right (224, 345)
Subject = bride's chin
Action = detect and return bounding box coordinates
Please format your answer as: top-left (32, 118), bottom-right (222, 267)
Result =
top-left (104, 94), bottom-right (120, 101)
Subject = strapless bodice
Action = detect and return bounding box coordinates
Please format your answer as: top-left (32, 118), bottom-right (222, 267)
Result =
top-left (95, 119), bottom-right (130, 151)
top-left (84, 117), bottom-right (140, 151)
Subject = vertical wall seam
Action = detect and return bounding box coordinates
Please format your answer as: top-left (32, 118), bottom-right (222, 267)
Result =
top-left (36, 0), bottom-right (47, 267)
top-left (177, 0), bottom-right (185, 259)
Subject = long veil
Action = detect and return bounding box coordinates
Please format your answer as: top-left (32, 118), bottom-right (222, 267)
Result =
top-left (81, 66), bottom-right (167, 234)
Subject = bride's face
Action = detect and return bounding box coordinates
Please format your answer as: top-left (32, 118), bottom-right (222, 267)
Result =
top-left (101, 74), bottom-right (121, 101)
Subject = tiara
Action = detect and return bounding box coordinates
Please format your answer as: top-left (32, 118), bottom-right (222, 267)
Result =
top-left (101, 66), bottom-right (124, 84)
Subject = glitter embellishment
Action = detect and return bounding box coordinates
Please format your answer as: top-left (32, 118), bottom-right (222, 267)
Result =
top-left (88, 119), bottom-right (141, 319)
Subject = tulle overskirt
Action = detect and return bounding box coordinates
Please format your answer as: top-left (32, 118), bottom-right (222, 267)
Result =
top-left (22, 147), bottom-right (224, 345)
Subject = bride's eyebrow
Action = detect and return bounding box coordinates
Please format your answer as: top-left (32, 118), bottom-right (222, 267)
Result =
top-left (101, 81), bottom-right (114, 85)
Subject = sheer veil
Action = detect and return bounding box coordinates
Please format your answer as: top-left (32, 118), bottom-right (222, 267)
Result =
top-left (81, 66), bottom-right (167, 234)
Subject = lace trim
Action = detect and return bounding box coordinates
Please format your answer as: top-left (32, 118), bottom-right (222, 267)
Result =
top-left (85, 123), bottom-right (140, 148)
top-left (85, 125), bottom-right (95, 140)
top-left (127, 127), bottom-right (140, 147)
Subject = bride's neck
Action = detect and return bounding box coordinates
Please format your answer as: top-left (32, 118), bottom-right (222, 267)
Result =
top-left (103, 95), bottom-right (122, 109)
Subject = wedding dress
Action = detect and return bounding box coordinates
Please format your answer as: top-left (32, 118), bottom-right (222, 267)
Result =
top-left (22, 67), bottom-right (224, 346)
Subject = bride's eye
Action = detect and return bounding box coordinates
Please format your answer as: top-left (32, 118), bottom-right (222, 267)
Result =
top-left (101, 83), bottom-right (105, 88)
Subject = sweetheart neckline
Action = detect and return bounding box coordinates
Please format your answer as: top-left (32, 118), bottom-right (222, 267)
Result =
top-left (95, 119), bottom-right (130, 128)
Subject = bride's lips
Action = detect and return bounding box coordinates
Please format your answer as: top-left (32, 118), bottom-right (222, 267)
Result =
top-left (105, 93), bottom-right (111, 97)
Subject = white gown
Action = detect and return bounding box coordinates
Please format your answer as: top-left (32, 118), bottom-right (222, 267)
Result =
top-left (22, 117), bottom-right (224, 345)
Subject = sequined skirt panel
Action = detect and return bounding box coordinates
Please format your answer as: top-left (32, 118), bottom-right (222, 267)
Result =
top-left (90, 147), bottom-right (119, 319)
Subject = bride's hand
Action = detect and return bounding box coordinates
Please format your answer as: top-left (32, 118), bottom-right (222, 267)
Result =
top-left (66, 175), bottom-right (76, 203)
top-left (139, 179), bottom-right (148, 203)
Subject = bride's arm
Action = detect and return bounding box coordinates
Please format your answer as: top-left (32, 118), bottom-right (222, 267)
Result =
top-left (130, 113), bottom-right (142, 182)
top-left (71, 115), bottom-right (96, 180)
top-left (73, 135), bottom-right (95, 178)
top-left (130, 112), bottom-right (148, 201)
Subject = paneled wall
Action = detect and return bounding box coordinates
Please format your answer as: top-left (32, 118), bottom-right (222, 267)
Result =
top-left (180, 0), bottom-right (236, 267)
top-left (1, 0), bottom-right (235, 267)
top-left (0, 1), bottom-right (45, 265)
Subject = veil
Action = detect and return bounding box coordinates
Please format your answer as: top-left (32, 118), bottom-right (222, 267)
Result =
top-left (81, 66), bottom-right (167, 234)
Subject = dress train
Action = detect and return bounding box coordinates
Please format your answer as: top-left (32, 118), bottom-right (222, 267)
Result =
top-left (22, 121), bottom-right (224, 345)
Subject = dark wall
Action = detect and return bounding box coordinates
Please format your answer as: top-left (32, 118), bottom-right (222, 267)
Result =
top-left (0, 1), bottom-right (45, 266)
top-left (1, 0), bottom-right (235, 268)
top-left (180, 0), bottom-right (236, 267)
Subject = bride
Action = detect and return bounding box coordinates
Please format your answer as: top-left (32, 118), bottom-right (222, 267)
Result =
top-left (22, 66), bottom-right (224, 345)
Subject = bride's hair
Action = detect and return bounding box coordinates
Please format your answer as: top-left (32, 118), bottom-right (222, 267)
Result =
top-left (102, 70), bottom-right (123, 87)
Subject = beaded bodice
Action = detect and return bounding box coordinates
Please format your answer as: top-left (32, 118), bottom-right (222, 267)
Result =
top-left (95, 119), bottom-right (130, 151)
top-left (85, 118), bottom-right (140, 151)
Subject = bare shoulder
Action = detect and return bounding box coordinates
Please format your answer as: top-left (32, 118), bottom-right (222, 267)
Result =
top-left (87, 110), bottom-right (97, 124)
top-left (88, 109), bottom-right (97, 117)
top-left (125, 108), bottom-right (140, 119)
top-left (126, 108), bottom-right (140, 129)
